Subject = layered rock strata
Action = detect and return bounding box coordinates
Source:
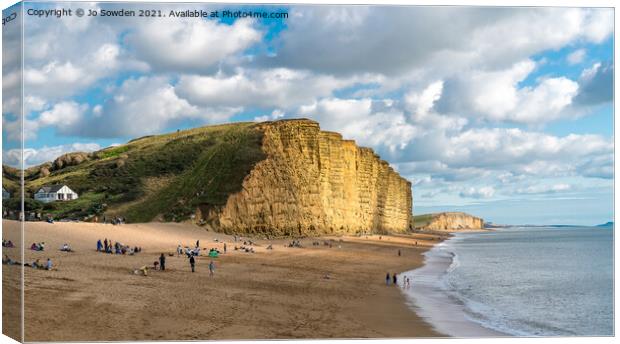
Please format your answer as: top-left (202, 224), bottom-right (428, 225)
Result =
top-left (209, 119), bottom-right (412, 236)
top-left (417, 212), bottom-right (484, 231)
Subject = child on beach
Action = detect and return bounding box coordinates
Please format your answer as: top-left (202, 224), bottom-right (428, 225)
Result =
top-left (209, 260), bottom-right (215, 277)
top-left (189, 256), bottom-right (195, 272)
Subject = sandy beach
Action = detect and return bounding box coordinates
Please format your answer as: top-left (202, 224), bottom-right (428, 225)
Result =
top-left (2, 220), bottom-right (446, 341)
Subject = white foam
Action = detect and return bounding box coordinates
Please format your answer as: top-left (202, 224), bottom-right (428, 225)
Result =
top-left (399, 235), bottom-right (508, 338)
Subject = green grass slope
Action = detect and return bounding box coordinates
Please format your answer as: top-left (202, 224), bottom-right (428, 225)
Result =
top-left (4, 122), bottom-right (265, 222)
top-left (411, 213), bottom-right (436, 229)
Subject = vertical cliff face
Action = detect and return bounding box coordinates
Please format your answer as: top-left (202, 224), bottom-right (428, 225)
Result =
top-left (212, 119), bottom-right (413, 236)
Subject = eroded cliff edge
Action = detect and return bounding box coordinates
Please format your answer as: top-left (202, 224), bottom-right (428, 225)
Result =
top-left (203, 119), bottom-right (413, 236)
top-left (413, 212), bottom-right (484, 231)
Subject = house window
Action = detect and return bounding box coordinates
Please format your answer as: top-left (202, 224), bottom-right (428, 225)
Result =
top-left (67, 194), bottom-right (73, 200)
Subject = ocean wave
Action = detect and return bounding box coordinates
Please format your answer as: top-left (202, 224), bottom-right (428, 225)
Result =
top-left (399, 234), bottom-right (506, 337)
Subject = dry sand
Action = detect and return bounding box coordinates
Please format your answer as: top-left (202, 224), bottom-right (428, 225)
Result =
top-left (2, 220), bottom-right (447, 341)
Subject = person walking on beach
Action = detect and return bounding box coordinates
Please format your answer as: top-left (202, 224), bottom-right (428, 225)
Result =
top-left (223, 243), bottom-right (227, 254)
top-left (196, 240), bottom-right (200, 248)
top-left (209, 260), bottom-right (215, 277)
top-left (177, 245), bottom-right (182, 257)
top-left (393, 273), bottom-right (398, 286)
top-left (189, 256), bottom-right (195, 273)
top-left (398, 249), bottom-right (401, 257)
top-left (97, 239), bottom-right (102, 252)
top-left (386, 272), bottom-right (390, 286)
top-left (159, 254), bottom-right (166, 271)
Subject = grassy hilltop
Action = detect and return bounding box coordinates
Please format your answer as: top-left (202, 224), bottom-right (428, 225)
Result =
top-left (2, 122), bottom-right (265, 222)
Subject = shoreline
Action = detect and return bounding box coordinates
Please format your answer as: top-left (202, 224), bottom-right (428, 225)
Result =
top-left (3, 220), bottom-right (444, 341)
top-left (400, 232), bottom-right (508, 338)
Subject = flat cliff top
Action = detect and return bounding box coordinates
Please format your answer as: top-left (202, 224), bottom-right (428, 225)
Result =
top-left (412, 212), bottom-right (484, 229)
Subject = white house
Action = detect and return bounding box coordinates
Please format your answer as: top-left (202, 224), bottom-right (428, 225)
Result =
top-left (34, 185), bottom-right (79, 203)
top-left (2, 187), bottom-right (9, 200)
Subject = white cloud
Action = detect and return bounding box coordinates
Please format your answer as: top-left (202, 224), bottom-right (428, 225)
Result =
top-left (437, 60), bottom-right (579, 124)
top-left (176, 68), bottom-right (371, 110)
top-left (24, 44), bottom-right (123, 101)
top-left (126, 18), bottom-right (261, 72)
top-left (515, 183), bottom-right (572, 194)
top-left (445, 128), bottom-right (611, 169)
top-left (567, 49), bottom-right (586, 65)
top-left (460, 186), bottom-right (495, 199)
top-left (38, 101), bottom-right (86, 127)
top-left (298, 97), bottom-right (418, 152)
top-left (71, 77), bottom-right (241, 138)
top-left (4, 102), bottom-right (89, 141)
top-left (254, 109), bottom-right (285, 122)
top-left (4, 143), bottom-right (101, 168)
top-left (581, 9), bottom-right (614, 43)
top-left (511, 77), bottom-right (579, 123)
top-left (405, 80), bottom-right (444, 118)
top-left (266, 7), bottom-right (612, 76)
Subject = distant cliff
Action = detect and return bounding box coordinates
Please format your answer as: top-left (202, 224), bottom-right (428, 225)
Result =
top-left (413, 212), bottom-right (484, 231)
top-left (8, 119), bottom-right (413, 236)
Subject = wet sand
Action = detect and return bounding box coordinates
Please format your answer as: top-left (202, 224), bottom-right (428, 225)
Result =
top-left (2, 220), bottom-right (445, 341)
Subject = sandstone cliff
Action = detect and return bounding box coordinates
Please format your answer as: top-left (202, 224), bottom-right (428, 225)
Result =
top-left (15, 119), bottom-right (413, 236)
top-left (413, 212), bottom-right (484, 231)
top-left (207, 119), bottom-right (413, 236)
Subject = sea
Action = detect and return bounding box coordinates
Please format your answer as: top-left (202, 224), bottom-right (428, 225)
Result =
top-left (400, 226), bottom-right (614, 337)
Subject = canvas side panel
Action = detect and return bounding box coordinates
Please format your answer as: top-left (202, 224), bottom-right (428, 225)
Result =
top-left (2, 2), bottom-right (24, 343)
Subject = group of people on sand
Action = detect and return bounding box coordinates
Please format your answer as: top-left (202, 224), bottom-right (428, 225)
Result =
top-left (134, 240), bottom-right (216, 276)
top-left (102, 216), bottom-right (125, 225)
top-left (30, 258), bottom-right (53, 270)
top-left (97, 238), bottom-right (141, 255)
top-left (179, 245), bottom-right (200, 257)
top-left (288, 240), bottom-right (303, 248)
top-left (235, 245), bottom-right (254, 253)
top-left (312, 240), bottom-right (334, 248)
top-left (2, 239), bottom-right (15, 248)
top-left (30, 242), bottom-right (45, 251)
top-left (3, 255), bottom-right (53, 270)
top-left (2, 255), bottom-right (17, 265)
top-left (385, 272), bottom-right (412, 289)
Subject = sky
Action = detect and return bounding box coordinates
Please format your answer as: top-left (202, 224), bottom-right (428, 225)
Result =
top-left (1, 3), bottom-right (614, 225)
